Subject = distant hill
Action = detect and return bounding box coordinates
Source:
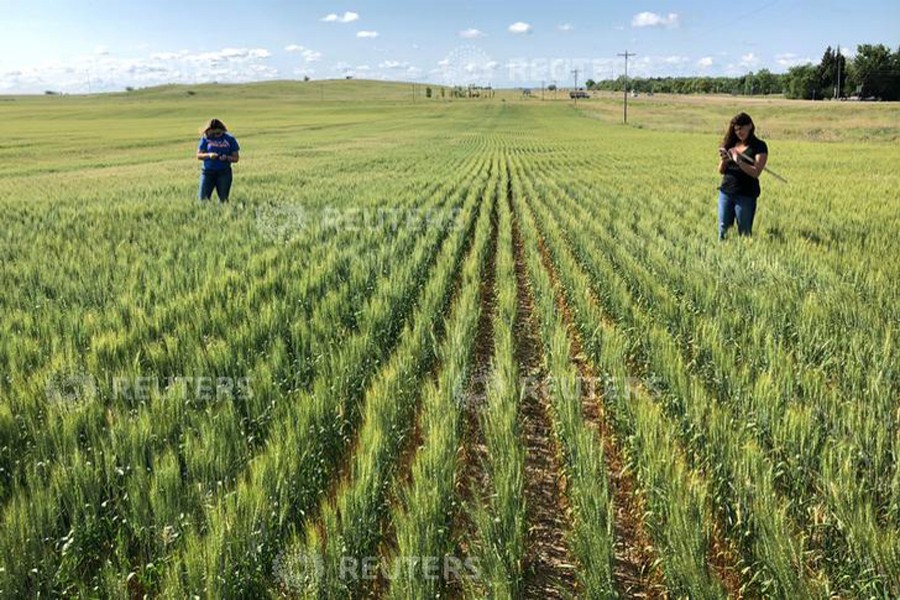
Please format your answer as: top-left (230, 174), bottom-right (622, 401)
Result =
top-left (84, 79), bottom-right (447, 103)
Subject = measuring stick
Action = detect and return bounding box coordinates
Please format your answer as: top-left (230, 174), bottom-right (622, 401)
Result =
top-left (736, 151), bottom-right (788, 184)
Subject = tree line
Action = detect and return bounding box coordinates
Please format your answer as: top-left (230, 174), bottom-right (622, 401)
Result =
top-left (587, 44), bottom-right (900, 101)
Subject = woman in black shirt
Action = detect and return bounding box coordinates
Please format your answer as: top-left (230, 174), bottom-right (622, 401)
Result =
top-left (717, 112), bottom-right (768, 239)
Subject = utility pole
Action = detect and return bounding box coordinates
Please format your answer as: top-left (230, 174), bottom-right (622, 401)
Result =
top-left (617, 50), bottom-right (636, 123)
top-left (571, 68), bottom-right (580, 105)
top-left (835, 44), bottom-right (842, 99)
top-left (541, 80), bottom-right (545, 101)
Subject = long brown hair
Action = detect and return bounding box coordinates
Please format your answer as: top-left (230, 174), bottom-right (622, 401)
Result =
top-left (200, 118), bottom-right (228, 136)
top-left (721, 112), bottom-right (757, 149)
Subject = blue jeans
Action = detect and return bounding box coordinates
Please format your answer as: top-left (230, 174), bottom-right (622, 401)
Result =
top-left (718, 191), bottom-right (757, 239)
top-left (199, 169), bottom-right (233, 202)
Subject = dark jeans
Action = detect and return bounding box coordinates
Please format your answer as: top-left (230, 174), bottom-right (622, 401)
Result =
top-left (199, 169), bottom-right (233, 202)
top-left (718, 191), bottom-right (757, 239)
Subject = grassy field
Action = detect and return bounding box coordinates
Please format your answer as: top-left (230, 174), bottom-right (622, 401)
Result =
top-left (1, 80), bottom-right (898, 598)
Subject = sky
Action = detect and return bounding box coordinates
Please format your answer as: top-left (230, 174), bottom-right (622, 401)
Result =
top-left (1, 0), bottom-right (898, 94)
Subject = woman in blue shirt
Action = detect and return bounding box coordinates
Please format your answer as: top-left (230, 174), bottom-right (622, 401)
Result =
top-left (197, 118), bottom-right (240, 203)
top-left (717, 112), bottom-right (768, 239)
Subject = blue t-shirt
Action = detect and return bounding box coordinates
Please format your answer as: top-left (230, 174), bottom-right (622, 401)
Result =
top-left (198, 133), bottom-right (240, 171)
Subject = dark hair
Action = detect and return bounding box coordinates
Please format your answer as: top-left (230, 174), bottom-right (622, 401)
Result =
top-left (721, 112), bottom-right (757, 149)
top-left (200, 118), bottom-right (228, 136)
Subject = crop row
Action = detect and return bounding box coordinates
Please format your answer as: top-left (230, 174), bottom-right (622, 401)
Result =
top-left (294, 155), bottom-right (495, 598)
top-left (523, 141), bottom-right (898, 596)
top-left (0, 150), bottom-right (488, 596)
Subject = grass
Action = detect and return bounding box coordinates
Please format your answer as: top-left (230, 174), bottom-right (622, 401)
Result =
top-left (573, 90), bottom-right (900, 142)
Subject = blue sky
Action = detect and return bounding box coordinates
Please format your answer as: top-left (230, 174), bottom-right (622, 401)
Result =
top-left (1, 0), bottom-right (897, 93)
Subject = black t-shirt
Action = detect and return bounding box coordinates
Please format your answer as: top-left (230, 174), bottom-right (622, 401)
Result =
top-left (719, 138), bottom-right (768, 198)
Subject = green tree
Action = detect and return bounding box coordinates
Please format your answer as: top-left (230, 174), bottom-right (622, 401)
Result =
top-left (815, 46), bottom-right (847, 99)
top-left (849, 43), bottom-right (900, 100)
top-left (754, 69), bottom-right (780, 95)
top-left (784, 64), bottom-right (818, 99)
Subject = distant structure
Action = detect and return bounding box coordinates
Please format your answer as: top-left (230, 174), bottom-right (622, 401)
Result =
top-left (451, 85), bottom-right (494, 98)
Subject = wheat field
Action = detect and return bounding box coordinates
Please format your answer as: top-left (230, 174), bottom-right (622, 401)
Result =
top-left (1, 81), bottom-right (898, 598)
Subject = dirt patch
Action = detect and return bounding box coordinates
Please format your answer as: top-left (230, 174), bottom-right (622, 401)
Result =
top-left (510, 186), bottom-right (580, 599)
top-left (529, 197), bottom-right (748, 598)
top-left (532, 213), bottom-right (666, 599)
top-left (368, 188), bottom-right (494, 598)
top-left (448, 184), bottom-right (500, 598)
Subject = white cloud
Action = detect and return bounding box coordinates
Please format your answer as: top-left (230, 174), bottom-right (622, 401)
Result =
top-left (379, 60), bottom-right (409, 69)
top-left (334, 62), bottom-right (373, 78)
top-left (459, 28), bottom-right (486, 39)
top-left (508, 22), bottom-right (533, 34)
top-left (740, 52), bottom-right (759, 68)
top-left (150, 51), bottom-right (188, 61)
top-left (372, 64), bottom-right (424, 81)
top-left (775, 52), bottom-right (813, 68)
top-left (357, 30), bottom-right (379, 38)
top-left (208, 48), bottom-right (271, 60)
top-left (631, 12), bottom-right (680, 28)
top-left (0, 46), bottom-right (279, 94)
top-left (292, 67), bottom-right (316, 78)
top-left (322, 11), bottom-right (359, 23)
top-left (285, 45), bottom-right (323, 62)
top-left (615, 54), bottom-right (701, 78)
top-left (437, 46), bottom-right (498, 85)
top-left (698, 56), bottom-right (714, 68)
top-left (558, 23), bottom-right (574, 32)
